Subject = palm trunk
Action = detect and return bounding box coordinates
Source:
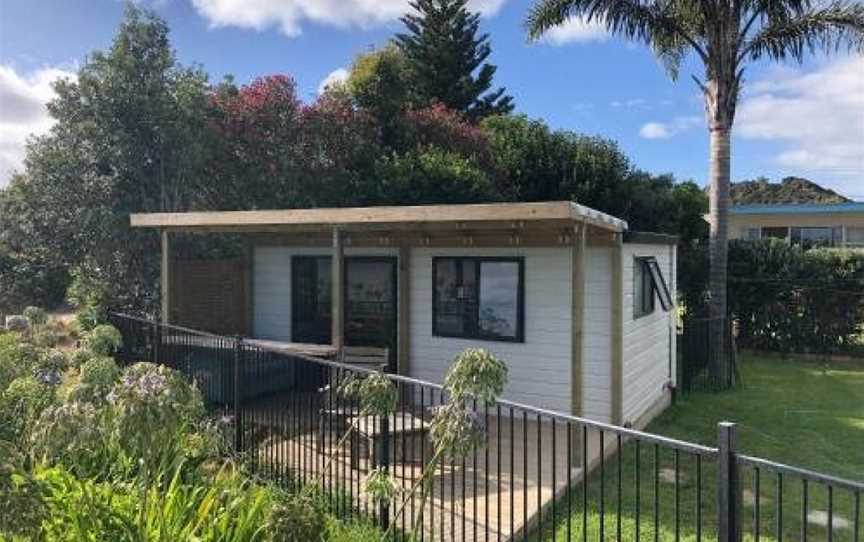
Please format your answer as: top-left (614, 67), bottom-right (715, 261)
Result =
top-left (707, 123), bottom-right (731, 375)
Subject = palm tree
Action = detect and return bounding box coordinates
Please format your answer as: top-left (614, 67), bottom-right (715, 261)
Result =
top-left (526, 0), bottom-right (864, 364)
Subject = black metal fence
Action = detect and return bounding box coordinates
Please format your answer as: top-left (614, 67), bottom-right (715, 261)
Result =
top-left (679, 317), bottom-right (739, 394)
top-left (110, 313), bottom-right (862, 542)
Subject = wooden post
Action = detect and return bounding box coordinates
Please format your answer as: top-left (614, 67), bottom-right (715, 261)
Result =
top-left (571, 224), bottom-right (587, 418)
top-left (243, 239), bottom-right (254, 336)
top-left (611, 232), bottom-right (624, 426)
top-left (397, 244), bottom-right (411, 376)
top-left (160, 229), bottom-right (172, 324)
top-left (331, 229), bottom-right (344, 352)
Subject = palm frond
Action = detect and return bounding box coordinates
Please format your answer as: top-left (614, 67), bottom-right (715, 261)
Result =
top-left (742, 1), bottom-right (864, 61)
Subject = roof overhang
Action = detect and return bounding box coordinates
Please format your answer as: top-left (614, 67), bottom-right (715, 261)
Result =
top-left (130, 201), bottom-right (628, 234)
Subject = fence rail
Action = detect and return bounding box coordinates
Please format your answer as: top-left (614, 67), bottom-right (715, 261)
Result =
top-left (109, 313), bottom-right (862, 542)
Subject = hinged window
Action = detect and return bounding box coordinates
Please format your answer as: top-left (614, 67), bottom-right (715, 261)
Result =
top-left (634, 256), bottom-right (673, 318)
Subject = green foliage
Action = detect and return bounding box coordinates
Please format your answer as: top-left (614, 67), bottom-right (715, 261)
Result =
top-left (67, 260), bottom-right (116, 332)
top-left (727, 240), bottom-right (864, 353)
top-left (444, 348), bottom-right (508, 406)
top-left (376, 148), bottom-right (495, 205)
top-left (0, 376), bottom-right (56, 445)
top-left (81, 324), bottom-right (123, 356)
top-left (22, 306), bottom-right (48, 327)
top-left (0, 443), bottom-right (48, 539)
top-left (395, 0), bottom-right (513, 120)
top-left (347, 45), bottom-right (413, 134)
top-left (338, 372), bottom-right (398, 418)
top-left (0, 332), bottom-right (38, 391)
top-left (63, 356), bottom-right (121, 405)
top-left (362, 468), bottom-right (400, 505)
top-left (268, 491), bottom-right (327, 542)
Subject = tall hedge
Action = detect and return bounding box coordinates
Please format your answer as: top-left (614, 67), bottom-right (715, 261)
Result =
top-left (726, 240), bottom-right (864, 354)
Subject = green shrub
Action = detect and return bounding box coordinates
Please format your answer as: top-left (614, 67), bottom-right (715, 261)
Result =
top-left (31, 461), bottom-right (276, 542)
top-left (0, 376), bottom-right (55, 444)
top-left (269, 491), bottom-right (327, 542)
top-left (0, 333), bottom-right (37, 391)
top-left (81, 324), bottom-right (122, 356)
top-left (67, 261), bottom-right (114, 333)
top-left (63, 356), bottom-right (120, 405)
top-left (0, 443), bottom-right (48, 539)
top-left (727, 240), bottom-right (864, 353)
top-left (22, 306), bottom-right (48, 327)
top-left (33, 349), bottom-right (68, 386)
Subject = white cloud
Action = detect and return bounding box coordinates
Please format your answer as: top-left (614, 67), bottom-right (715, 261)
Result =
top-left (190, 0), bottom-right (507, 37)
top-left (317, 67), bottom-right (349, 95)
top-left (611, 98), bottom-right (646, 109)
top-left (737, 56), bottom-right (864, 189)
top-left (0, 65), bottom-right (76, 187)
top-left (539, 16), bottom-right (608, 45)
top-left (639, 115), bottom-right (701, 139)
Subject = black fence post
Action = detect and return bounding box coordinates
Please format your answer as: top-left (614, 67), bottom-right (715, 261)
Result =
top-left (376, 414), bottom-right (391, 530)
top-left (234, 336), bottom-right (244, 453)
top-left (152, 320), bottom-right (160, 364)
top-left (717, 422), bottom-right (742, 542)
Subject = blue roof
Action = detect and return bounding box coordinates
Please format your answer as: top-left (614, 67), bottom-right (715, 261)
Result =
top-left (730, 202), bottom-right (864, 215)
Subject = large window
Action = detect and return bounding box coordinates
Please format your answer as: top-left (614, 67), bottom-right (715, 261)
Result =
top-left (847, 226), bottom-right (864, 248)
top-left (634, 256), bottom-right (673, 319)
top-left (291, 256), bottom-right (332, 344)
top-left (433, 257), bottom-right (524, 342)
top-left (790, 226), bottom-right (841, 247)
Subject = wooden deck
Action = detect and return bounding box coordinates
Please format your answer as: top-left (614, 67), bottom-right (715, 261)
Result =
top-left (243, 394), bottom-right (612, 542)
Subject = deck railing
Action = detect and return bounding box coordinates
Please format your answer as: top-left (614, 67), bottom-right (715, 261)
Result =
top-left (109, 313), bottom-right (862, 542)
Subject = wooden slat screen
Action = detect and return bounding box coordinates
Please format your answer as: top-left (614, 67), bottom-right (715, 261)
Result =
top-left (171, 258), bottom-right (248, 335)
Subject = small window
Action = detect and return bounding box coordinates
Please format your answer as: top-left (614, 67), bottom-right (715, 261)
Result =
top-left (634, 256), bottom-right (673, 318)
top-left (633, 258), bottom-right (655, 318)
top-left (433, 257), bottom-right (524, 342)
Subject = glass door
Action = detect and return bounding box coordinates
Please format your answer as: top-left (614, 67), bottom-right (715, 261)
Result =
top-left (291, 256), bottom-right (332, 344)
top-left (344, 257), bottom-right (398, 372)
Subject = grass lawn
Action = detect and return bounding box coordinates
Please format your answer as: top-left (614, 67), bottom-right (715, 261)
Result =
top-left (542, 354), bottom-right (864, 542)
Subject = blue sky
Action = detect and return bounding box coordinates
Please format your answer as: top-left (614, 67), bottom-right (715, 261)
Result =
top-left (1, 0), bottom-right (862, 198)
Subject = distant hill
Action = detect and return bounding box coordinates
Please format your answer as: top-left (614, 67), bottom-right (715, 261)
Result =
top-left (731, 177), bottom-right (851, 205)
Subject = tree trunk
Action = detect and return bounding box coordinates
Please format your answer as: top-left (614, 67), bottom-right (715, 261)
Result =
top-left (707, 123), bottom-right (731, 377)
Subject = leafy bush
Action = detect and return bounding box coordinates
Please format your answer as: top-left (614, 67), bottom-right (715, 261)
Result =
top-left (269, 491), bottom-right (327, 542)
top-left (67, 260), bottom-right (114, 333)
top-left (0, 376), bottom-right (55, 445)
top-left (727, 240), bottom-right (864, 353)
top-left (81, 324), bottom-right (122, 356)
top-left (0, 332), bottom-right (38, 390)
top-left (33, 349), bottom-right (68, 386)
top-left (31, 461), bottom-right (277, 542)
top-left (22, 306), bottom-right (48, 327)
top-left (0, 443), bottom-right (48, 539)
top-left (63, 356), bottom-right (121, 405)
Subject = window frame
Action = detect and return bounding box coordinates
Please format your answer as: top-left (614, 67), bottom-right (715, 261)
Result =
top-left (432, 256), bottom-right (526, 343)
top-left (633, 257), bottom-right (656, 319)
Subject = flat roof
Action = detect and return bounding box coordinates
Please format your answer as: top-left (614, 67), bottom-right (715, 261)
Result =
top-left (130, 201), bottom-right (628, 232)
top-left (730, 202), bottom-right (864, 216)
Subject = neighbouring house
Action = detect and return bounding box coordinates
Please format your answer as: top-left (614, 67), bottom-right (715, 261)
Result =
top-left (728, 202), bottom-right (864, 248)
top-left (130, 201), bottom-right (677, 429)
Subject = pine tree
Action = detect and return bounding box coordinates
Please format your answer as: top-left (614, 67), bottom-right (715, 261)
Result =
top-left (395, 0), bottom-right (514, 121)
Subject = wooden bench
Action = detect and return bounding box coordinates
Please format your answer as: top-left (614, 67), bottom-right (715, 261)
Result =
top-left (317, 346), bottom-right (390, 451)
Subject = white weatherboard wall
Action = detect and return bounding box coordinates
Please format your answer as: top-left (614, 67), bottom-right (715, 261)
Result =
top-left (582, 246), bottom-right (613, 423)
top-left (621, 242), bottom-right (676, 425)
top-left (408, 247), bottom-right (573, 413)
top-left (252, 246), bottom-right (397, 341)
